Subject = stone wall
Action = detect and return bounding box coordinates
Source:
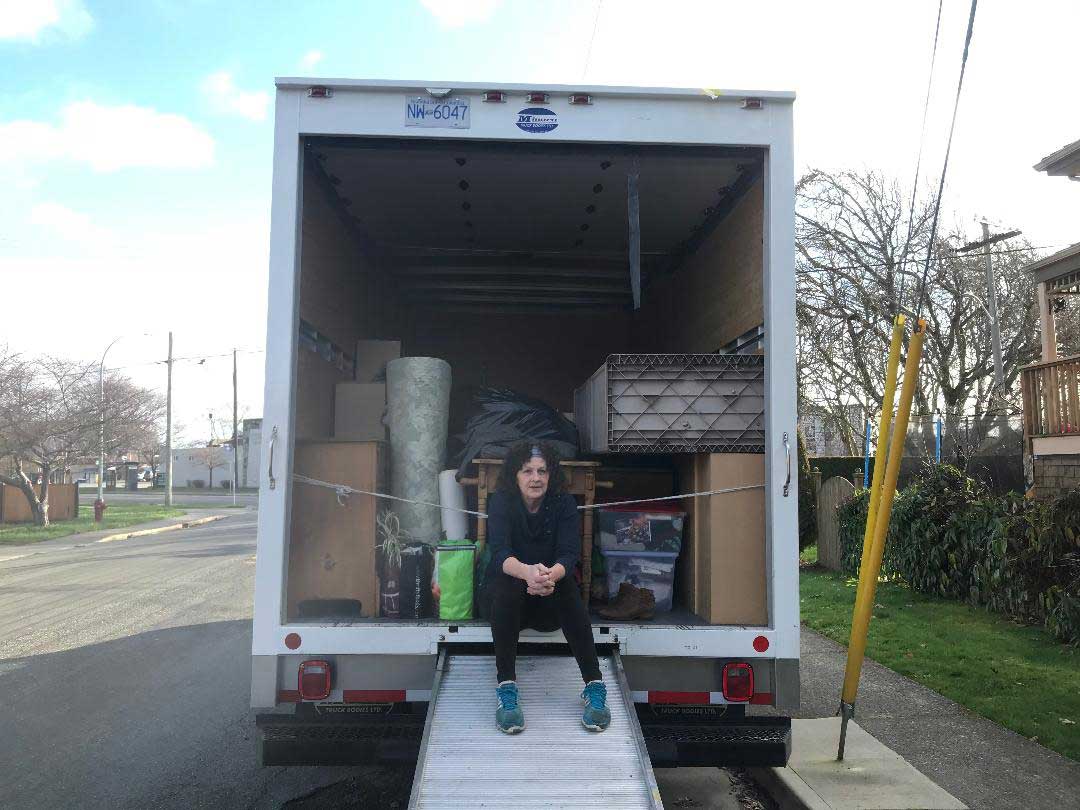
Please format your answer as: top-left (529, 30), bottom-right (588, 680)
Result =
top-left (1032, 453), bottom-right (1080, 499)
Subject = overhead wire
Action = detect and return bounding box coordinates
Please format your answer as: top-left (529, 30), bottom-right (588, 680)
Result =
top-left (896, 0), bottom-right (944, 316)
top-left (914, 0), bottom-right (980, 318)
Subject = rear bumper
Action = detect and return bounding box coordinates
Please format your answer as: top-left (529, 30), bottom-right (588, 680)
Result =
top-left (256, 711), bottom-right (425, 766)
top-left (637, 713), bottom-right (792, 768)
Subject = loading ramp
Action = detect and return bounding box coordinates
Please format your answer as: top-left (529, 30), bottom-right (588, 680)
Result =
top-left (408, 651), bottom-right (664, 809)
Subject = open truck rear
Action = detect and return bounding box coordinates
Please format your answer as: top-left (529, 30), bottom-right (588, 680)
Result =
top-left (251, 79), bottom-right (798, 779)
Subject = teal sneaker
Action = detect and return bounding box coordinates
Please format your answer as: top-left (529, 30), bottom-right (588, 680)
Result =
top-left (581, 680), bottom-right (611, 731)
top-left (495, 680), bottom-right (525, 734)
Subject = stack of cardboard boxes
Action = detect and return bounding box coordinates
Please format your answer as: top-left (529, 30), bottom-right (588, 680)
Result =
top-left (287, 339), bottom-right (401, 620)
top-left (333, 340), bottom-right (401, 441)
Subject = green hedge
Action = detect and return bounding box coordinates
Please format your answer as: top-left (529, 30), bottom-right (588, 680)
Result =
top-left (837, 464), bottom-right (1080, 644)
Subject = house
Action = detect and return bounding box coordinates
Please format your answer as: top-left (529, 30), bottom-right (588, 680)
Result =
top-left (1021, 138), bottom-right (1080, 497)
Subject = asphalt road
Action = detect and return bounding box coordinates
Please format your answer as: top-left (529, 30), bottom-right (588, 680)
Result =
top-left (78, 489), bottom-right (260, 508)
top-left (0, 513), bottom-right (772, 810)
top-left (0, 513), bottom-right (361, 809)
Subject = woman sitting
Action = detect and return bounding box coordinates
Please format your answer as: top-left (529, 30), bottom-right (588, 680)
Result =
top-left (484, 440), bottom-right (610, 734)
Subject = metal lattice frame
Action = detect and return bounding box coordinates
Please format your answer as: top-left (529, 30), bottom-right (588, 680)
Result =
top-left (605, 354), bottom-right (765, 453)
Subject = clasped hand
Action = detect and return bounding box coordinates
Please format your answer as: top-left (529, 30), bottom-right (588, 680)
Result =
top-left (524, 563), bottom-right (556, 596)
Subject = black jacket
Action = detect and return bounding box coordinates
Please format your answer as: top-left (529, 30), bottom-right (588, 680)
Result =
top-left (486, 490), bottom-right (580, 576)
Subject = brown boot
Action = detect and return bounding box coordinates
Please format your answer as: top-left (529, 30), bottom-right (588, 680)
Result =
top-left (598, 582), bottom-right (637, 618)
top-left (634, 587), bottom-right (656, 620)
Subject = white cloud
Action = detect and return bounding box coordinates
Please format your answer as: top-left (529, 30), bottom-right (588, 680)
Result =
top-left (0, 101), bottom-right (214, 172)
top-left (420, 0), bottom-right (499, 28)
top-left (201, 71), bottom-right (270, 122)
top-left (29, 202), bottom-right (109, 247)
top-left (299, 50), bottom-right (323, 71)
top-left (0, 0), bottom-right (93, 42)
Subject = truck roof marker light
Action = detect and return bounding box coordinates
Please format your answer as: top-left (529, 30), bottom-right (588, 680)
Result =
top-left (722, 662), bottom-right (754, 702)
top-left (753, 635), bottom-right (770, 652)
top-left (298, 660), bottom-right (332, 701)
top-left (307, 86), bottom-right (333, 99)
top-left (482, 90), bottom-right (506, 103)
top-left (740, 97), bottom-right (763, 110)
top-left (568, 93), bottom-right (593, 105)
top-left (527, 92), bottom-right (549, 104)
top-left (284, 632), bottom-right (301, 650)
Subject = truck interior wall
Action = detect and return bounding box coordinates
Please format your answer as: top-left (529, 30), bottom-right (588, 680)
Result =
top-left (295, 156), bottom-right (404, 440)
top-left (632, 177), bottom-right (764, 352)
top-left (410, 309), bottom-right (634, 425)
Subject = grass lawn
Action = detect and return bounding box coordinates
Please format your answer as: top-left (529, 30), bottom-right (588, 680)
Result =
top-left (0, 503), bottom-right (185, 544)
top-left (800, 566), bottom-right (1080, 762)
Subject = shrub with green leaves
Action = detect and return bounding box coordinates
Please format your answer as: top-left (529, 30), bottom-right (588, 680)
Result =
top-left (836, 462), bottom-right (1080, 643)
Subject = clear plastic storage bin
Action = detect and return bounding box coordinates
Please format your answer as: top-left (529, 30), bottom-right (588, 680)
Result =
top-left (600, 549), bottom-right (678, 613)
top-left (598, 504), bottom-right (685, 553)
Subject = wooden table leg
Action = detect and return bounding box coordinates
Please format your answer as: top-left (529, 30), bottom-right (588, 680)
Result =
top-left (581, 470), bottom-right (595, 602)
top-left (477, 473), bottom-right (488, 554)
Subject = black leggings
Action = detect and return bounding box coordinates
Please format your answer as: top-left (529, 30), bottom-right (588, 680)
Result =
top-left (490, 572), bottom-right (602, 684)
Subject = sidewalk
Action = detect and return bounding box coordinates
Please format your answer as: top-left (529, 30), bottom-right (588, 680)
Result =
top-left (0, 509), bottom-right (234, 563)
top-left (752, 628), bottom-right (1080, 810)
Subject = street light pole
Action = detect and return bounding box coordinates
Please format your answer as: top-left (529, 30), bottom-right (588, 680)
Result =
top-left (97, 337), bottom-right (122, 507)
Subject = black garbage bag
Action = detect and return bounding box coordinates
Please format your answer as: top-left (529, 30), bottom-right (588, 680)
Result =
top-left (453, 388), bottom-right (579, 478)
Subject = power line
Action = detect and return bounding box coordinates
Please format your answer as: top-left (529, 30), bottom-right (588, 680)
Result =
top-left (896, 0), bottom-right (944, 316)
top-left (915, 0), bottom-right (980, 317)
top-left (581, 0), bottom-right (603, 81)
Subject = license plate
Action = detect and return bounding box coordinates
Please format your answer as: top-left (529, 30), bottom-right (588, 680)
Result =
top-left (405, 97), bottom-right (470, 129)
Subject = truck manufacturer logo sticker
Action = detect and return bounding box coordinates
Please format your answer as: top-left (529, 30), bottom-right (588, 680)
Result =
top-left (516, 107), bottom-right (558, 134)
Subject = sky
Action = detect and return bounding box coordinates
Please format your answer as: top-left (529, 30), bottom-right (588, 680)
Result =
top-left (1, 0), bottom-right (1077, 447)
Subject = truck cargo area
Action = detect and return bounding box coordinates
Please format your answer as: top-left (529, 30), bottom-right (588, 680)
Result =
top-left (287, 134), bottom-right (769, 629)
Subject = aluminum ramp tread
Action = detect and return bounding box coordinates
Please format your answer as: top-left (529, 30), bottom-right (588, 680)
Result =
top-left (409, 653), bottom-right (663, 809)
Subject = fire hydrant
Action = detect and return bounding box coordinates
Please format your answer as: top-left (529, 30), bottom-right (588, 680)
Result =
top-left (93, 499), bottom-right (107, 523)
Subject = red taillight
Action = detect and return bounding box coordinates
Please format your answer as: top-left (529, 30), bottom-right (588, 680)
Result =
top-left (307, 86), bottom-right (333, 99)
top-left (527, 91), bottom-right (549, 104)
top-left (568, 93), bottom-right (593, 105)
top-left (753, 635), bottom-right (770, 653)
top-left (284, 632), bottom-right (301, 650)
top-left (722, 662), bottom-right (754, 702)
top-left (482, 90), bottom-right (506, 103)
top-left (298, 660), bottom-right (332, 701)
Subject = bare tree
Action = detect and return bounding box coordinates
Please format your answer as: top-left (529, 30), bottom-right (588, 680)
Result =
top-left (797, 169), bottom-right (1041, 453)
top-left (0, 353), bottom-right (164, 526)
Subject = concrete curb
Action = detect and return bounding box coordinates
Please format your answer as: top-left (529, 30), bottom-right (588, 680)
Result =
top-left (748, 766), bottom-right (829, 810)
top-left (95, 514), bottom-right (227, 544)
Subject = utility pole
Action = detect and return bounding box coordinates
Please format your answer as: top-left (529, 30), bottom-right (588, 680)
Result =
top-left (165, 332), bottom-right (174, 507)
top-left (232, 348), bottom-right (238, 507)
top-left (982, 221), bottom-right (1004, 395)
top-left (957, 226), bottom-right (1021, 402)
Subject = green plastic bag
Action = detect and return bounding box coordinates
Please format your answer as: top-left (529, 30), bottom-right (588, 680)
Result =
top-left (437, 540), bottom-right (476, 621)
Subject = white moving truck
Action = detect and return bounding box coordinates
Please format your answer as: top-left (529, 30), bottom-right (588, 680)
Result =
top-left (252, 78), bottom-right (797, 804)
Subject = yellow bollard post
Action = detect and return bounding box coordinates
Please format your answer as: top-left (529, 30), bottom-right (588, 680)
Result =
top-left (838, 318), bottom-right (927, 760)
top-left (857, 315), bottom-right (905, 571)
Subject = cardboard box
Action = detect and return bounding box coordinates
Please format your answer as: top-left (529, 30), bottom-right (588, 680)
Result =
top-left (288, 440), bottom-right (387, 620)
top-left (355, 339), bottom-right (401, 382)
top-left (334, 383), bottom-right (387, 441)
top-left (677, 453), bottom-right (766, 625)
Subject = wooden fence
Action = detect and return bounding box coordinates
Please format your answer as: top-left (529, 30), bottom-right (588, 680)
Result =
top-left (815, 475), bottom-right (855, 571)
top-left (0, 483), bottom-right (79, 523)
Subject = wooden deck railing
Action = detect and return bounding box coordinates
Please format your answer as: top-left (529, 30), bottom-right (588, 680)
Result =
top-left (1022, 353), bottom-right (1080, 438)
